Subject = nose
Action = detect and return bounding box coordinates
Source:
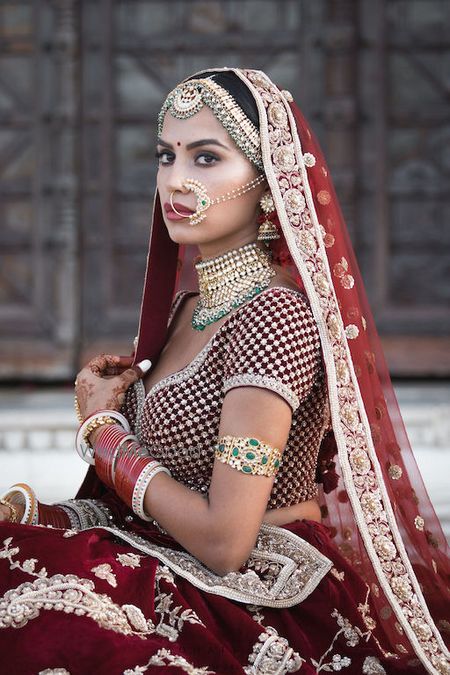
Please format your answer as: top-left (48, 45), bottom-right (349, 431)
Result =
top-left (161, 160), bottom-right (190, 197)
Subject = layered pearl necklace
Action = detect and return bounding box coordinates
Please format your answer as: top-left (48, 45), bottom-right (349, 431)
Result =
top-left (192, 242), bottom-right (275, 331)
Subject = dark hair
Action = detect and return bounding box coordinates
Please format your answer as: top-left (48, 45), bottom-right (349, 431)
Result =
top-left (186, 70), bottom-right (260, 130)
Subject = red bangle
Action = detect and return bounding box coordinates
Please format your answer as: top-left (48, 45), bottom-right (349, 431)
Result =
top-left (38, 502), bottom-right (71, 528)
top-left (115, 451), bottom-right (152, 508)
top-left (94, 424), bottom-right (127, 489)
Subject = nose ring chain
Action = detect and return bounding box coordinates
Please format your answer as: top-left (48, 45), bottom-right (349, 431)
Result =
top-left (169, 173), bottom-right (266, 226)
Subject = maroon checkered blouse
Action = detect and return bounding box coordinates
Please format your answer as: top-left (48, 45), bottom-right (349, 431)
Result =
top-left (122, 286), bottom-right (331, 507)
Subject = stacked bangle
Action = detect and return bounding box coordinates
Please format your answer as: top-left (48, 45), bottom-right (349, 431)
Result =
top-left (94, 424), bottom-right (142, 489)
top-left (0, 483), bottom-right (38, 525)
top-left (37, 503), bottom-right (71, 528)
top-left (86, 415), bottom-right (172, 522)
top-left (75, 410), bottom-right (131, 465)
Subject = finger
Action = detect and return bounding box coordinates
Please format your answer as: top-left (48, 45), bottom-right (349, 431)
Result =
top-left (120, 359), bottom-right (152, 386)
top-left (88, 354), bottom-right (121, 375)
top-left (101, 356), bottom-right (135, 377)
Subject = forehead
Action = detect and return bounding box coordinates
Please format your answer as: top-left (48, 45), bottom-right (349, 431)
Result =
top-left (161, 105), bottom-right (230, 142)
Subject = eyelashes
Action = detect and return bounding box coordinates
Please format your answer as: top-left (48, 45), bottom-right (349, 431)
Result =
top-left (154, 150), bottom-right (219, 166)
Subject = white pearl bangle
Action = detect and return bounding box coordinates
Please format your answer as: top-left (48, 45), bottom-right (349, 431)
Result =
top-left (132, 463), bottom-right (171, 522)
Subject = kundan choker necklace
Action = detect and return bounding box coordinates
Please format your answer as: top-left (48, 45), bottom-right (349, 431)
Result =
top-left (192, 242), bottom-right (275, 331)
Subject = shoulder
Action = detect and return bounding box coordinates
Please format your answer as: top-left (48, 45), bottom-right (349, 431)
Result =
top-left (236, 285), bottom-right (316, 332)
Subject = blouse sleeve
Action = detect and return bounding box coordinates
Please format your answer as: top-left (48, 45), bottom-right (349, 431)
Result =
top-left (222, 288), bottom-right (323, 413)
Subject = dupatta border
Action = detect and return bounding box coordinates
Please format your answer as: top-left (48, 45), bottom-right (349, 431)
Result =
top-left (83, 522), bottom-right (332, 609)
top-left (216, 67), bottom-right (450, 674)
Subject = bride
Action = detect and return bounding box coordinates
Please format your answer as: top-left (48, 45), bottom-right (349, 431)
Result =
top-left (0, 68), bottom-right (448, 675)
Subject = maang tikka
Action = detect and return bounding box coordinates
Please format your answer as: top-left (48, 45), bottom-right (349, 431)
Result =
top-left (257, 192), bottom-right (280, 242)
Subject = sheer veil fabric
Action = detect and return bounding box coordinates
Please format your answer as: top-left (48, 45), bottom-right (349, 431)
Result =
top-left (77, 67), bottom-right (449, 673)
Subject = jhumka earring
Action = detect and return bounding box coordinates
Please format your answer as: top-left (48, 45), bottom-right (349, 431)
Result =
top-left (257, 192), bottom-right (280, 242)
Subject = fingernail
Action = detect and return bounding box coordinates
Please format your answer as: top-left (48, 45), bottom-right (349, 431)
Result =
top-left (137, 359), bottom-right (152, 373)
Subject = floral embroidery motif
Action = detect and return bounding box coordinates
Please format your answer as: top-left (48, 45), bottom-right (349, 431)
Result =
top-left (246, 604), bottom-right (265, 625)
top-left (123, 648), bottom-right (214, 674)
top-left (414, 516), bottom-right (425, 531)
top-left (310, 609), bottom-right (366, 672)
top-left (39, 670), bottom-right (71, 675)
top-left (344, 324), bottom-right (359, 340)
top-left (152, 564), bottom-right (205, 642)
top-left (244, 626), bottom-right (303, 674)
top-left (388, 464), bottom-right (402, 480)
top-left (116, 552), bottom-right (142, 568)
top-left (303, 152), bottom-right (316, 167)
top-left (0, 537), bottom-right (47, 578)
top-left (101, 523), bottom-right (332, 608)
top-left (330, 568), bottom-right (345, 582)
top-left (332, 257), bottom-right (355, 291)
top-left (91, 563), bottom-right (117, 587)
top-left (0, 573), bottom-right (151, 637)
top-left (362, 656), bottom-right (386, 674)
top-left (317, 190), bottom-right (331, 205)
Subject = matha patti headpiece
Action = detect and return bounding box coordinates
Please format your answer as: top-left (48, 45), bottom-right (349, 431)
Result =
top-left (157, 77), bottom-right (263, 170)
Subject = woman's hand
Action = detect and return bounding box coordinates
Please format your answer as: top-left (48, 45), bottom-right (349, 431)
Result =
top-left (0, 501), bottom-right (24, 523)
top-left (75, 354), bottom-right (151, 420)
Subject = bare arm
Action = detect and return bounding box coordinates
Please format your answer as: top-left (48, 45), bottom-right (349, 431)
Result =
top-left (142, 385), bottom-right (292, 576)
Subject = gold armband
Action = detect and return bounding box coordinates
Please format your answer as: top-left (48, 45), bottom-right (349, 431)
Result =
top-left (214, 435), bottom-right (282, 477)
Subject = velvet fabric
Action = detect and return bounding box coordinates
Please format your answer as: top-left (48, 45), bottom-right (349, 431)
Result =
top-left (0, 505), bottom-right (428, 674)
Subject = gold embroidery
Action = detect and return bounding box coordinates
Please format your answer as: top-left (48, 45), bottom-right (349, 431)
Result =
top-left (153, 564), bottom-right (205, 642)
top-left (388, 464), bottom-right (402, 480)
top-left (303, 152), bottom-right (316, 167)
top-left (244, 626), bottom-right (303, 674)
top-left (99, 523), bottom-right (332, 608)
top-left (116, 552), bottom-right (142, 568)
top-left (345, 324), bottom-right (359, 339)
top-left (317, 190), bottom-right (331, 205)
top-left (91, 563), bottom-right (117, 587)
top-left (123, 648), bottom-right (215, 674)
top-left (0, 573), bottom-right (152, 637)
top-left (246, 604), bottom-right (265, 625)
top-left (330, 568), bottom-right (345, 581)
top-left (414, 516), bottom-right (425, 531)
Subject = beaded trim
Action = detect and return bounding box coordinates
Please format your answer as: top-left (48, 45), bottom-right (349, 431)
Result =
top-left (215, 435), bottom-right (282, 476)
top-left (223, 374), bottom-right (300, 413)
top-left (57, 499), bottom-right (115, 530)
top-left (158, 77), bottom-right (263, 170)
top-left (84, 523), bottom-right (332, 608)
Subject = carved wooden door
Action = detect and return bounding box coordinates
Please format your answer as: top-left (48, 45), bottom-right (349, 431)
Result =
top-left (1, 0), bottom-right (449, 379)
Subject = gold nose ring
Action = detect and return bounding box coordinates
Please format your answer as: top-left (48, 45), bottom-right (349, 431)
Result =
top-left (169, 191), bottom-right (191, 218)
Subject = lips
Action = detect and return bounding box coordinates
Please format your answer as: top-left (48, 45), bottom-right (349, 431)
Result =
top-left (164, 202), bottom-right (195, 215)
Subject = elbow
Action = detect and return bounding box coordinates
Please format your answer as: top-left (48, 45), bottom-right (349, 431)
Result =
top-left (206, 537), bottom-right (253, 577)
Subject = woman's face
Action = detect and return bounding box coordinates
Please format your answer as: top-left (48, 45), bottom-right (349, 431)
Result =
top-left (156, 105), bottom-right (268, 258)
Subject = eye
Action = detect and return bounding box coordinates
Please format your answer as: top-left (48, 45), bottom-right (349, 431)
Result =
top-left (196, 152), bottom-right (219, 166)
top-left (154, 150), bottom-right (173, 165)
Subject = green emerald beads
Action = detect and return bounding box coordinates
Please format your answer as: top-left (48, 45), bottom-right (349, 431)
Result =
top-left (214, 435), bottom-right (283, 477)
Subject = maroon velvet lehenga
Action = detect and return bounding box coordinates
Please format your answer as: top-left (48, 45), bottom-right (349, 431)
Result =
top-left (0, 287), bottom-right (429, 674)
top-left (1, 68), bottom-right (449, 675)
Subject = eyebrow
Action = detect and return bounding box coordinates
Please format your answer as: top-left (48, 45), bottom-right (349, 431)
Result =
top-left (156, 138), bottom-right (230, 151)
